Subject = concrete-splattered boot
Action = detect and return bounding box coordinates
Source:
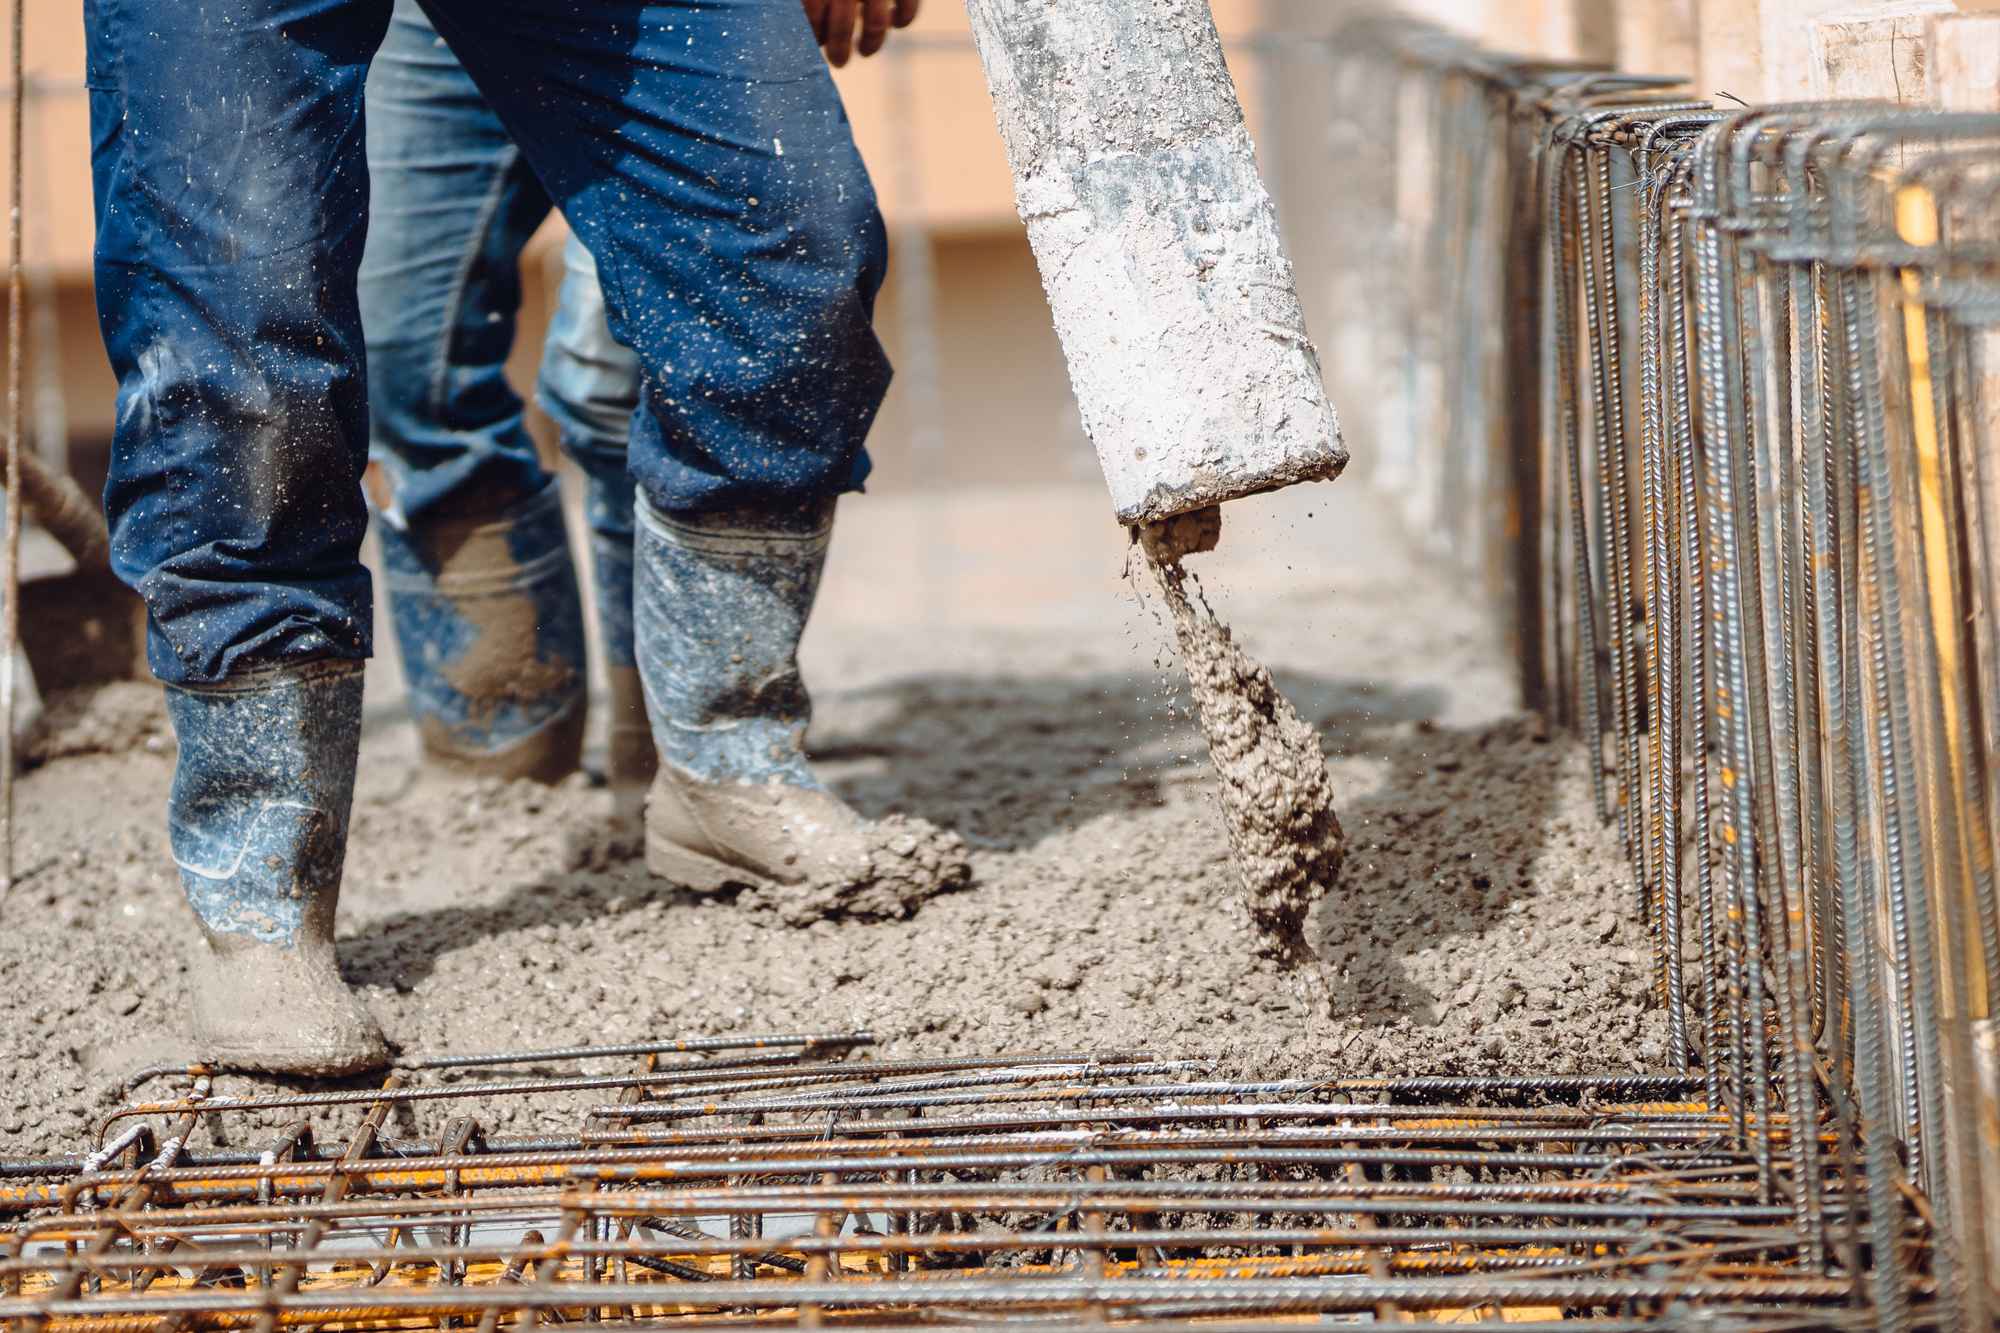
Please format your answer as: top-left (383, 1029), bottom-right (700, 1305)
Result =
top-left (377, 479), bottom-right (588, 782)
top-left (582, 493), bottom-right (658, 796)
top-left (537, 231), bottom-right (655, 796)
top-left (635, 495), bottom-right (970, 922)
top-left (165, 661), bottom-right (388, 1075)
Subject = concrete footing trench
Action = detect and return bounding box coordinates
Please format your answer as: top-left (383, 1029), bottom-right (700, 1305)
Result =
top-left (0, 481), bottom-right (1662, 1153)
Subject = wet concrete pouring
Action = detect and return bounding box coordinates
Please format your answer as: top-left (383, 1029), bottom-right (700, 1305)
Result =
top-left (1138, 509), bottom-right (1341, 1001)
top-left (0, 483), bottom-right (1666, 1155)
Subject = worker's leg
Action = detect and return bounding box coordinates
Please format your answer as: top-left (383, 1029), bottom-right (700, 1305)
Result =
top-left (359, 0), bottom-right (587, 782)
top-left (535, 234), bottom-right (654, 791)
top-left (165, 663), bottom-right (386, 1073)
top-left (423, 0), bottom-right (968, 912)
top-left (86, 0), bottom-right (390, 1069)
top-left (416, 0), bottom-right (889, 515)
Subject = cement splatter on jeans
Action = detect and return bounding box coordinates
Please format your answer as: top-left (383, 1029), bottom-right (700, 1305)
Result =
top-left (90, 0), bottom-right (888, 689)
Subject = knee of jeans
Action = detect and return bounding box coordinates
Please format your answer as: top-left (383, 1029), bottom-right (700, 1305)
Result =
top-left (732, 190), bottom-right (889, 379)
top-left (783, 149), bottom-right (889, 284)
top-left (364, 339), bottom-right (436, 454)
top-left (537, 332), bottom-right (637, 461)
top-left (132, 337), bottom-right (362, 505)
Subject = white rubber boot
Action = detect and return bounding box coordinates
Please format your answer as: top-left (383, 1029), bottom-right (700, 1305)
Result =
top-left (634, 495), bottom-right (970, 923)
top-left (165, 660), bottom-right (388, 1075)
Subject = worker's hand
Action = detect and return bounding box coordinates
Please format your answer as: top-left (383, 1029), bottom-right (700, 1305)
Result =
top-left (801, 0), bottom-right (920, 68)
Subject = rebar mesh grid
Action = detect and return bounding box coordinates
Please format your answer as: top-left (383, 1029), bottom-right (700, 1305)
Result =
top-left (0, 1036), bottom-right (1909, 1329)
top-left (1321, 16), bottom-right (2000, 1331)
top-left (4, 15), bottom-right (1991, 1333)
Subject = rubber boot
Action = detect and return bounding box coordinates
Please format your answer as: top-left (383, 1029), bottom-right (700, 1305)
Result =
top-left (635, 494), bottom-right (970, 923)
top-left (592, 521), bottom-right (656, 829)
top-left (377, 478), bottom-right (587, 782)
top-left (165, 660), bottom-right (388, 1075)
top-left (536, 232), bottom-right (655, 795)
top-left (582, 493), bottom-right (658, 794)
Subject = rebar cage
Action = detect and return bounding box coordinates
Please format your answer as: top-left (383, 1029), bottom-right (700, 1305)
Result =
top-left (0, 1038), bottom-right (1904, 1329)
top-left (6, 13), bottom-right (1999, 1332)
top-left (1326, 15), bottom-right (2000, 1330)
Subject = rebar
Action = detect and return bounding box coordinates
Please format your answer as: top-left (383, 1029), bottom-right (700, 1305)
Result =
top-left (0, 0), bottom-right (24, 901)
top-left (0, 1041), bottom-right (1905, 1329)
top-left (1330, 17), bottom-right (2000, 1330)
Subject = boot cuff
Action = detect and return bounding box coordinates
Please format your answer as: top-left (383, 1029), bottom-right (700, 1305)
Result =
top-left (636, 492), bottom-right (834, 556)
top-left (164, 658), bottom-right (363, 698)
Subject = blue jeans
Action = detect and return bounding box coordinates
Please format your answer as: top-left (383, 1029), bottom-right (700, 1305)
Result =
top-left (361, 2), bottom-right (640, 533)
top-left (540, 233), bottom-right (646, 671)
top-left (86, 0), bottom-right (890, 686)
top-left (359, 1), bottom-right (644, 674)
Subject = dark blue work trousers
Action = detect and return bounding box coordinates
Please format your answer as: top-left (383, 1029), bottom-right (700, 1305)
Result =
top-left (85, 0), bottom-right (890, 685)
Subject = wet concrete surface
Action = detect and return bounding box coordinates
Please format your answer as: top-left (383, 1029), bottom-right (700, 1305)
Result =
top-left (0, 478), bottom-right (1665, 1155)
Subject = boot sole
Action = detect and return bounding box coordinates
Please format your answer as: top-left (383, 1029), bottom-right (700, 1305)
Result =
top-left (645, 833), bottom-right (778, 894)
top-left (194, 1037), bottom-right (390, 1078)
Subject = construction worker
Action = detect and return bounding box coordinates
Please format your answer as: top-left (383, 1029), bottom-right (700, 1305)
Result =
top-left (86, 0), bottom-right (968, 1075)
top-left (359, 4), bottom-right (653, 791)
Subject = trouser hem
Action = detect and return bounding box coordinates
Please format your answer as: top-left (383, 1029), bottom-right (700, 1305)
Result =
top-left (163, 658), bottom-right (365, 697)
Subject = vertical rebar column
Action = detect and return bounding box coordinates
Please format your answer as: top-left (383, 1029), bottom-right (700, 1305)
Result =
top-left (1551, 135), bottom-right (1609, 819)
top-left (1638, 126), bottom-right (1692, 1071)
top-left (1577, 129), bottom-right (1637, 857)
top-left (0, 0), bottom-right (24, 899)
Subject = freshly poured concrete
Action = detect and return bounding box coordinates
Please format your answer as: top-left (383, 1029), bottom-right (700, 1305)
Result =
top-left (0, 479), bottom-right (1665, 1154)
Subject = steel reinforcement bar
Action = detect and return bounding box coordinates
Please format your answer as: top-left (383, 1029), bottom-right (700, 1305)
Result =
top-left (3, 13), bottom-right (1992, 1332)
top-left (0, 1042), bottom-right (1898, 1329)
top-left (1320, 15), bottom-right (2000, 1331)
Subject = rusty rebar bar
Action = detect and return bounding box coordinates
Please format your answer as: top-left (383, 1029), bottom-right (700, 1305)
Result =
top-left (0, 1042), bottom-right (1909, 1329)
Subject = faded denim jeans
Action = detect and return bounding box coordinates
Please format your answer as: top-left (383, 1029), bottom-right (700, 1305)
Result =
top-left (86, 0), bottom-right (890, 686)
top-left (359, 0), bottom-right (652, 673)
